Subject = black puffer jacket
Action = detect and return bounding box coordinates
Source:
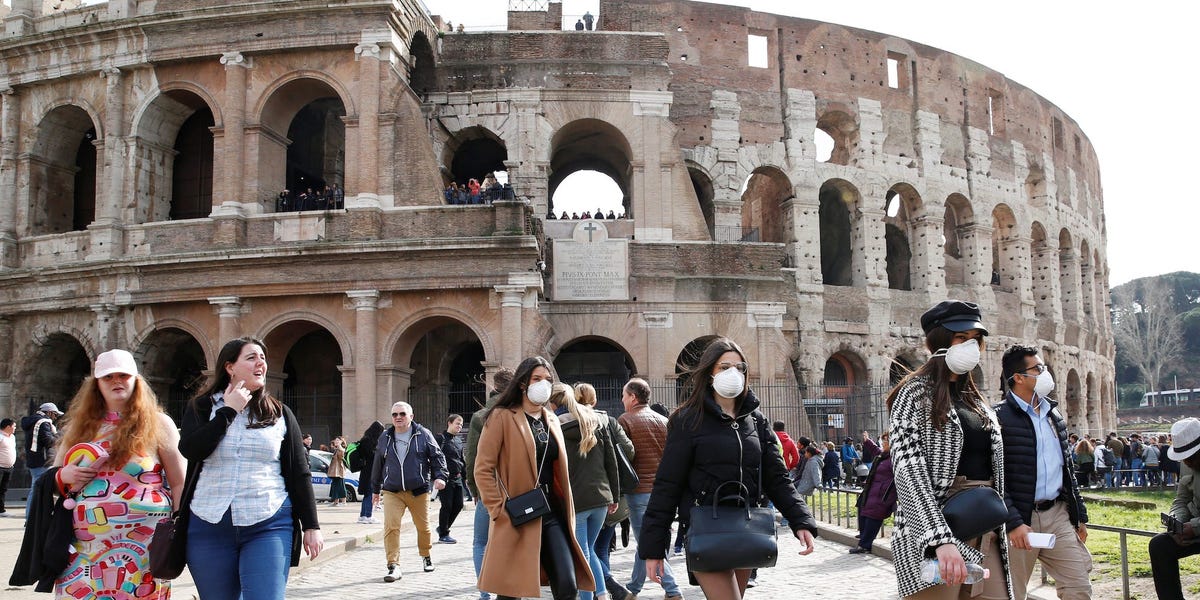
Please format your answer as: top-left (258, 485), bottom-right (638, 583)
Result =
top-left (638, 390), bottom-right (818, 560)
top-left (993, 394), bottom-right (1088, 531)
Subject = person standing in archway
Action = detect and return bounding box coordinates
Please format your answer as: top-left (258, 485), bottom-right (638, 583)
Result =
top-left (437, 413), bottom-right (466, 544)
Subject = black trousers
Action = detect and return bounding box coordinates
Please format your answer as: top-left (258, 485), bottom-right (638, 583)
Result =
top-left (0, 466), bottom-right (11, 511)
top-left (1149, 532), bottom-right (1200, 600)
top-left (437, 480), bottom-right (465, 537)
top-left (497, 511), bottom-right (578, 600)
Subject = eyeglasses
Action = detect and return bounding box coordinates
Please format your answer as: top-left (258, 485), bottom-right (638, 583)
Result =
top-left (391, 412), bottom-right (408, 418)
top-left (717, 362), bottom-right (748, 374)
top-left (1019, 364), bottom-right (1048, 376)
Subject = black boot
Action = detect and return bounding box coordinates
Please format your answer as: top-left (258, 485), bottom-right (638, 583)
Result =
top-left (606, 576), bottom-right (630, 600)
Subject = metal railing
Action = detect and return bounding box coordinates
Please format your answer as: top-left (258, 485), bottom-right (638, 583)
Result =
top-left (806, 486), bottom-right (889, 538)
top-left (1039, 523), bottom-right (1155, 600)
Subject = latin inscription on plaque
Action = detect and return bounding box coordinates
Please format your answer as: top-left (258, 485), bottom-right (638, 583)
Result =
top-left (552, 220), bottom-right (629, 301)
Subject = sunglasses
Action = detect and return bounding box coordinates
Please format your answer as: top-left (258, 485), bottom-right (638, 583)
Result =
top-left (391, 412), bottom-right (408, 418)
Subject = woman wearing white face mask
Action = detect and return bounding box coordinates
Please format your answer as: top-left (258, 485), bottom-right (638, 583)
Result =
top-left (473, 356), bottom-right (596, 600)
top-left (887, 301), bottom-right (1014, 600)
top-left (641, 337), bottom-right (818, 600)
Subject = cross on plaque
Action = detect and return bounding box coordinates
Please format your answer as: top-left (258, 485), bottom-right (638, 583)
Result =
top-left (583, 222), bottom-right (599, 242)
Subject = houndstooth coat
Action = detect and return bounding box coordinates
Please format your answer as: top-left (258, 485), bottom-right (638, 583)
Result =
top-left (889, 375), bottom-right (1014, 599)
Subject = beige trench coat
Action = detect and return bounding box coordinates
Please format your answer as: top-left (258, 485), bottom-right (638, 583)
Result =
top-left (474, 406), bottom-right (596, 598)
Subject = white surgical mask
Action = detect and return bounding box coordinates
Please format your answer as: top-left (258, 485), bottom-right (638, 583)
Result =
top-left (1034, 370), bottom-right (1055, 398)
top-left (932, 338), bottom-right (980, 375)
top-left (526, 380), bottom-right (553, 405)
top-left (712, 367), bottom-right (746, 398)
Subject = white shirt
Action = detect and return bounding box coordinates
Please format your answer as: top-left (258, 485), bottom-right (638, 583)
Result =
top-left (190, 395), bottom-right (289, 526)
top-left (0, 430), bottom-right (16, 468)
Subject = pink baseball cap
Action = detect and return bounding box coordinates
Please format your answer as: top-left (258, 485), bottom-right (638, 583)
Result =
top-left (95, 349), bottom-right (138, 378)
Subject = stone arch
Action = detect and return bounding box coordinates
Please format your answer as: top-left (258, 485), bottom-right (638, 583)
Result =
top-left (130, 88), bottom-right (218, 223)
top-left (27, 104), bottom-right (101, 235)
top-left (260, 318), bottom-right (347, 444)
top-left (408, 31), bottom-right (437, 96)
top-left (395, 315), bottom-right (488, 425)
top-left (740, 166), bottom-right (792, 243)
top-left (821, 349), bottom-right (872, 439)
top-left (15, 332), bottom-right (92, 413)
top-left (686, 161), bottom-right (716, 238)
top-left (884, 183), bottom-right (921, 290)
top-left (942, 193), bottom-right (974, 286)
top-left (554, 336), bottom-right (638, 414)
top-left (548, 119), bottom-right (633, 217)
top-left (1079, 239), bottom-right (1094, 317)
top-left (1059, 228), bottom-right (1079, 320)
top-left (990, 204), bottom-right (1018, 292)
top-left (815, 109), bottom-right (857, 166)
top-left (819, 178), bottom-right (859, 286)
top-left (386, 307), bottom-right (496, 369)
top-left (1085, 372), bottom-right (1099, 435)
top-left (133, 326), bottom-right (208, 423)
top-left (1064, 368), bottom-right (1082, 430)
top-left (257, 74), bottom-right (352, 206)
top-left (443, 125), bottom-right (509, 189)
top-left (1092, 248), bottom-right (1105, 322)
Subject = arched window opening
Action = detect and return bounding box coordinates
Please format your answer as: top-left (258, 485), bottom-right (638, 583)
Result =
top-left (823, 357), bottom-right (849, 386)
top-left (29, 105), bottom-right (99, 235)
top-left (740, 167), bottom-right (791, 243)
top-left (444, 126), bottom-right (509, 205)
top-left (170, 107), bottom-right (215, 220)
top-left (550, 170), bottom-right (624, 219)
top-left (402, 318), bottom-right (487, 424)
top-left (815, 111), bottom-right (856, 166)
top-left (270, 326), bottom-right (343, 443)
top-left (409, 31), bottom-right (437, 96)
top-left (22, 333), bottom-right (91, 413)
top-left (884, 186), bottom-right (919, 291)
top-left (990, 204), bottom-right (1017, 291)
top-left (136, 328), bottom-right (207, 423)
top-left (72, 128), bottom-right (98, 231)
top-left (818, 181), bottom-right (854, 286)
top-left (549, 119), bottom-right (633, 220)
top-left (554, 338), bottom-right (636, 414)
top-left (1079, 240), bottom-right (1093, 316)
top-left (688, 167), bottom-right (716, 237)
top-left (1058, 229), bottom-right (1079, 320)
top-left (814, 128), bottom-right (835, 163)
top-left (285, 98), bottom-right (347, 201)
top-left (942, 194), bottom-right (974, 287)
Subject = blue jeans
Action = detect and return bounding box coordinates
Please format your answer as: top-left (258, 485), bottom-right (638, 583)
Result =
top-left (473, 501), bottom-right (491, 600)
top-left (595, 523), bottom-right (616, 579)
top-left (187, 499), bottom-right (294, 600)
top-left (1109, 457), bottom-right (1124, 487)
top-left (359, 490), bottom-right (374, 518)
top-left (575, 506), bottom-right (608, 600)
top-left (627, 492), bottom-right (680, 595)
top-left (24, 466), bottom-right (47, 517)
top-left (1132, 458), bottom-right (1145, 486)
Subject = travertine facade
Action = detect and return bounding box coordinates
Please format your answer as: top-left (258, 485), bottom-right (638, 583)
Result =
top-left (0, 0), bottom-right (1114, 444)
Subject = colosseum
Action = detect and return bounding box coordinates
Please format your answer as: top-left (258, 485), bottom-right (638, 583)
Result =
top-left (0, 0), bottom-right (1114, 454)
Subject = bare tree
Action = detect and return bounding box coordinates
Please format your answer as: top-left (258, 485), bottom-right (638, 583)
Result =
top-left (1112, 279), bottom-right (1183, 398)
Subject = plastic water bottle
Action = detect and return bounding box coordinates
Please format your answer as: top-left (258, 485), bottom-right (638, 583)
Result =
top-left (920, 559), bottom-right (989, 584)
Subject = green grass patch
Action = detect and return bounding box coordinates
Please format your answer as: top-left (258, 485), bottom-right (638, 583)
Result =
top-left (1083, 490), bottom-right (1198, 582)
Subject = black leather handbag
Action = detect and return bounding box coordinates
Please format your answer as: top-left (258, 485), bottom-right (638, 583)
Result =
top-left (685, 482), bottom-right (778, 572)
top-left (148, 462), bottom-right (201, 579)
top-left (941, 486), bottom-right (1009, 541)
top-left (504, 487), bottom-right (552, 527)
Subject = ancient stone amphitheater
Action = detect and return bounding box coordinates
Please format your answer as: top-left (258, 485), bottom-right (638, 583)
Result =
top-left (0, 0), bottom-right (1113, 447)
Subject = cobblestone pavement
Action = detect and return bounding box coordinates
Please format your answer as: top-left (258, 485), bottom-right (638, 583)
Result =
top-left (285, 499), bottom-right (903, 599)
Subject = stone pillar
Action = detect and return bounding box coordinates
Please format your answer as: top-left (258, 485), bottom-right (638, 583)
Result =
top-left (217, 52), bottom-right (250, 211)
top-left (0, 317), bottom-right (12, 418)
top-left (4, 0), bottom-right (38, 36)
top-left (0, 88), bottom-right (19, 269)
top-left (1059, 248), bottom-right (1081, 322)
top-left (747, 303), bottom-right (786, 381)
top-left (208, 296), bottom-right (243, 343)
top-left (90, 304), bottom-right (119, 351)
top-left (495, 285), bottom-right (525, 369)
top-left (351, 42), bottom-right (383, 207)
top-left (346, 290), bottom-right (379, 438)
top-left (959, 224), bottom-right (993, 290)
top-left (910, 214), bottom-right (947, 298)
top-left (638, 312), bottom-right (672, 378)
top-left (857, 205), bottom-right (887, 288)
top-left (98, 67), bottom-right (126, 223)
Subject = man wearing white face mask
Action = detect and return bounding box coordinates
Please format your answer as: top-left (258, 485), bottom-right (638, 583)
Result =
top-left (994, 345), bottom-right (1091, 600)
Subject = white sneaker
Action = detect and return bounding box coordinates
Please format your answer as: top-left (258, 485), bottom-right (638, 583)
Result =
top-left (357, 516), bottom-right (370, 524)
top-left (368, 517), bottom-right (380, 524)
top-left (384, 564), bottom-right (401, 582)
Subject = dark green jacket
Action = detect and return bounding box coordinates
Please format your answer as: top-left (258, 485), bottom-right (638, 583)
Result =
top-left (559, 412), bottom-right (620, 512)
top-left (464, 393), bottom-right (500, 498)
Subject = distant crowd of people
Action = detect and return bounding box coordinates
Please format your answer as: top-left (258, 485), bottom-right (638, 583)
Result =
top-left (548, 209), bottom-right (622, 220)
top-left (445, 173), bottom-right (515, 205)
top-left (278, 184), bottom-right (344, 212)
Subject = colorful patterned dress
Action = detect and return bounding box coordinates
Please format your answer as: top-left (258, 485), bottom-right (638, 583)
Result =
top-left (56, 414), bottom-right (173, 599)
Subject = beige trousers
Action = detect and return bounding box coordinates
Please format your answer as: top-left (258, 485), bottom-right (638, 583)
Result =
top-left (382, 489), bottom-right (433, 566)
top-left (1007, 501), bottom-right (1093, 600)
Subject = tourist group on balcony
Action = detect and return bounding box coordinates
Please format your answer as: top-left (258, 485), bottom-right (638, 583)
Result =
top-left (445, 173), bottom-right (515, 205)
top-left (278, 184), bottom-right (345, 212)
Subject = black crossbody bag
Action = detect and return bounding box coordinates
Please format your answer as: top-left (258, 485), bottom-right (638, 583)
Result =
top-left (497, 419), bottom-right (552, 527)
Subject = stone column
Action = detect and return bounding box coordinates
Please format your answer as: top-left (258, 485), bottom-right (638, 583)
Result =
top-left (638, 312), bottom-right (672, 378)
top-left (351, 42), bottom-right (383, 207)
top-left (208, 296), bottom-right (243, 343)
top-left (0, 317), bottom-right (13, 418)
top-left (98, 67), bottom-right (126, 224)
top-left (747, 303), bottom-right (786, 381)
top-left (217, 52), bottom-right (250, 211)
top-left (495, 285), bottom-right (526, 369)
top-left (0, 88), bottom-right (19, 269)
top-left (346, 290), bottom-right (379, 438)
top-left (90, 304), bottom-right (119, 351)
top-left (959, 224), bottom-right (993, 290)
top-left (910, 214), bottom-right (947, 298)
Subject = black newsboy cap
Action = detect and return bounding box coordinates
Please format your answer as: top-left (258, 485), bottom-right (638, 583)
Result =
top-left (920, 300), bottom-right (989, 335)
